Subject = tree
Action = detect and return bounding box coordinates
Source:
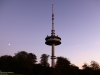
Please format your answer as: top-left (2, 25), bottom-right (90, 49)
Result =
top-left (40, 54), bottom-right (50, 67)
top-left (13, 51), bottom-right (37, 74)
top-left (70, 64), bottom-right (79, 75)
top-left (82, 63), bottom-right (93, 75)
top-left (27, 53), bottom-right (37, 74)
top-left (55, 57), bottom-right (70, 68)
top-left (54, 57), bottom-right (71, 75)
top-left (90, 61), bottom-right (100, 70)
top-left (0, 55), bottom-right (14, 72)
top-left (31, 64), bottom-right (52, 75)
top-left (82, 63), bottom-right (89, 69)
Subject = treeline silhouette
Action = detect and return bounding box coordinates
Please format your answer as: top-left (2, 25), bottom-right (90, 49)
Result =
top-left (0, 51), bottom-right (100, 75)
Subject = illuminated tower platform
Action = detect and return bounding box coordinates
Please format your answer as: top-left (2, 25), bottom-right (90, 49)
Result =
top-left (45, 4), bottom-right (61, 68)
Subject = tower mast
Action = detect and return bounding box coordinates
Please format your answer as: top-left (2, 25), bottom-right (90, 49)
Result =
top-left (45, 4), bottom-right (61, 68)
top-left (51, 4), bottom-right (55, 67)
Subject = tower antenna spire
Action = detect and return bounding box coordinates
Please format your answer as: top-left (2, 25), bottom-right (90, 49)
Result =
top-left (51, 4), bottom-right (55, 36)
top-left (52, 4), bottom-right (54, 30)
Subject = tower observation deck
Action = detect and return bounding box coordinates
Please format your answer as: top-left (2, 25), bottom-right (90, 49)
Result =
top-left (45, 4), bottom-right (61, 68)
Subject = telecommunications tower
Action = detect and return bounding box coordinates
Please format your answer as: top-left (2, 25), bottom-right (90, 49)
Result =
top-left (45, 4), bottom-right (61, 68)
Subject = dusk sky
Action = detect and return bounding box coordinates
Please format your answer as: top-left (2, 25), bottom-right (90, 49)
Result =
top-left (0, 0), bottom-right (100, 68)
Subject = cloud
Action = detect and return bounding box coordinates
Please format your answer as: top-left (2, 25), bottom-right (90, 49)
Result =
top-left (96, 42), bottom-right (100, 45)
top-left (69, 44), bottom-right (90, 48)
top-left (68, 45), bottom-right (83, 48)
top-left (76, 50), bottom-right (94, 55)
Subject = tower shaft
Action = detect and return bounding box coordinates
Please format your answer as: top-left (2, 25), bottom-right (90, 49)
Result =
top-left (51, 44), bottom-right (55, 68)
